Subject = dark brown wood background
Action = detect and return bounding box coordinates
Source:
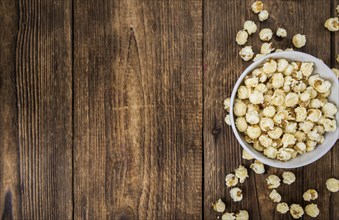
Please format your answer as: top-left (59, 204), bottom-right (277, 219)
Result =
top-left (0, 0), bottom-right (338, 219)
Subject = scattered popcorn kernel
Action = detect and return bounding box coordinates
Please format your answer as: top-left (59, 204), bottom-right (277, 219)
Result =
top-left (266, 175), bottom-right (281, 189)
top-left (303, 189), bottom-right (318, 201)
top-left (236, 117), bottom-right (248, 132)
top-left (269, 189), bottom-right (282, 203)
top-left (212, 199), bottom-right (226, 213)
top-left (261, 42), bottom-right (275, 55)
top-left (243, 20), bottom-right (257, 35)
top-left (300, 62), bottom-right (314, 77)
top-left (230, 187), bottom-right (243, 202)
top-left (326, 178), bottom-right (339, 192)
top-left (305, 203), bottom-right (320, 218)
top-left (242, 149), bottom-right (254, 160)
top-left (251, 1), bottom-right (264, 13)
top-left (323, 118), bottom-right (337, 132)
top-left (225, 115), bottom-right (231, 125)
top-left (234, 100), bottom-right (247, 117)
top-left (239, 46), bottom-right (254, 61)
top-left (222, 212), bottom-right (236, 220)
top-left (263, 59), bottom-right (277, 74)
top-left (235, 165), bottom-right (249, 183)
top-left (250, 160), bottom-right (265, 174)
top-left (276, 28), bottom-right (287, 38)
top-left (259, 28), bottom-right (273, 41)
top-left (249, 90), bottom-right (264, 104)
top-left (224, 97), bottom-right (231, 111)
top-left (324, 17), bottom-right (339, 32)
top-left (264, 147), bottom-right (278, 159)
top-left (290, 204), bottom-right (304, 219)
top-left (282, 171), bottom-right (296, 184)
top-left (236, 210), bottom-right (249, 220)
top-left (276, 202), bottom-right (289, 214)
top-left (322, 102), bottom-right (337, 118)
top-left (225, 173), bottom-right (239, 187)
top-left (253, 53), bottom-right (265, 61)
top-left (332, 68), bottom-right (339, 78)
top-left (236, 30), bottom-right (249, 45)
top-left (258, 10), bottom-right (269, 21)
top-left (292, 34), bottom-right (306, 48)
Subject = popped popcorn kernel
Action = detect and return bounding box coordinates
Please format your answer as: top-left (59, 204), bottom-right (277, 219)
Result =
top-left (266, 175), bottom-right (281, 189)
top-left (244, 20), bottom-right (257, 35)
top-left (230, 187), bottom-right (243, 202)
top-left (290, 204), bottom-right (304, 219)
top-left (303, 189), bottom-right (318, 201)
top-left (269, 189), bottom-right (281, 203)
top-left (282, 171), bottom-right (296, 185)
top-left (235, 165), bottom-right (249, 183)
top-left (331, 68), bottom-right (339, 78)
top-left (258, 10), bottom-right (269, 21)
top-left (236, 210), bottom-right (249, 220)
top-left (305, 203), bottom-right (320, 218)
top-left (251, 1), bottom-right (264, 13)
top-left (225, 173), bottom-right (239, 187)
top-left (250, 160), bottom-right (265, 174)
top-left (326, 178), bottom-right (339, 192)
top-left (276, 202), bottom-right (289, 214)
top-left (292, 34), bottom-right (306, 48)
top-left (276, 28), bottom-right (287, 38)
top-left (212, 199), bottom-right (226, 213)
top-left (224, 97), bottom-right (231, 111)
top-left (324, 17), bottom-right (339, 32)
top-left (236, 30), bottom-right (249, 45)
top-left (239, 46), bottom-right (254, 61)
top-left (259, 28), bottom-right (273, 42)
top-left (222, 212), bottom-right (236, 220)
top-left (261, 42), bottom-right (275, 55)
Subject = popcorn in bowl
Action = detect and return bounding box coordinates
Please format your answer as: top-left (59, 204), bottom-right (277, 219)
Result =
top-left (230, 52), bottom-right (339, 166)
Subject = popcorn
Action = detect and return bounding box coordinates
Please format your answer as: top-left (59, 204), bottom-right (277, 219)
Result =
top-left (242, 149), bottom-right (254, 160)
top-left (259, 118), bottom-right (274, 132)
top-left (285, 92), bottom-right (299, 107)
top-left (300, 62), bottom-right (314, 77)
top-left (326, 178), bottom-right (339, 192)
top-left (277, 59), bottom-right (289, 72)
top-left (271, 73), bottom-right (284, 88)
top-left (261, 42), bottom-right (275, 55)
top-left (259, 28), bottom-right (273, 41)
top-left (246, 111), bottom-right (260, 124)
top-left (284, 64), bottom-right (294, 76)
top-left (322, 103), bottom-right (338, 118)
top-left (324, 17), bottom-right (339, 32)
top-left (282, 171), bottom-right (296, 184)
top-left (285, 122), bottom-right (297, 133)
top-left (250, 160), bottom-right (265, 174)
top-left (281, 133), bottom-right (296, 148)
top-left (243, 20), bottom-right (257, 35)
top-left (222, 212), bottom-right (236, 220)
top-left (212, 199), bottom-right (226, 212)
top-left (306, 140), bottom-right (317, 152)
top-left (236, 30), bottom-right (249, 45)
top-left (239, 46), bottom-right (254, 61)
top-left (294, 142), bottom-right (306, 154)
top-left (234, 100), bottom-right (247, 117)
top-left (305, 204), bottom-right (320, 218)
top-left (299, 120), bottom-right (314, 133)
top-left (225, 173), bottom-right (239, 187)
top-left (294, 131), bottom-right (306, 142)
top-left (323, 119), bottom-right (336, 132)
top-left (253, 54), bottom-right (265, 61)
top-left (292, 34), bottom-right (306, 48)
top-left (276, 202), bottom-right (289, 214)
top-left (235, 165), bottom-right (249, 183)
top-left (276, 28), bottom-right (287, 38)
top-left (224, 97), bottom-right (231, 111)
top-left (253, 140), bottom-right (264, 151)
top-left (332, 68), bottom-right (339, 78)
top-left (249, 90), bottom-right (264, 104)
top-left (275, 49), bottom-right (283, 52)
top-left (245, 76), bottom-right (259, 87)
top-left (247, 125), bottom-right (262, 139)
top-left (307, 109), bottom-right (322, 122)
top-left (225, 115), bottom-right (231, 125)
top-left (236, 210), bottom-right (249, 220)
top-left (299, 91), bottom-right (310, 102)
top-left (255, 83), bottom-right (268, 93)
top-left (230, 187), bottom-right (243, 202)
top-left (267, 127), bottom-right (283, 139)
top-left (295, 106), bottom-right (307, 122)
top-left (264, 147), bottom-right (277, 159)
top-left (266, 175), bottom-right (281, 189)
top-left (276, 148), bottom-right (293, 161)
top-left (263, 106), bottom-right (276, 118)
top-left (314, 80), bottom-right (331, 93)
top-left (251, 1), bottom-right (263, 13)
top-left (263, 59), bottom-right (277, 74)
top-left (236, 117), bottom-right (248, 132)
top-left (237, 85), bottom-right (250, 99)
top-left (303, 189), bottom-right (318, 201)
top-left (290, 204), bottom-right (304, 219)
top-left (258, 10), bottom-right (269, 21)
top-left (269, 189), bottom-right (281, 203)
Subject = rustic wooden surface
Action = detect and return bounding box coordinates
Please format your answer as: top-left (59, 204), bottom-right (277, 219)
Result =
top-left (0, 0), bottom-right (338, 219)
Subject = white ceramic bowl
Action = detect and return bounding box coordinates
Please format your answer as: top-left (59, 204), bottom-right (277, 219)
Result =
top-left (230, 51), bottom-right (339, 168)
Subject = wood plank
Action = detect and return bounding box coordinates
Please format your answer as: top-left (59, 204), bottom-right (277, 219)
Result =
top-left (203, 0), bottom-right (337, 219)
top-left (73, 0), bottom-right (203, 219)
top-left (15, 0), bottom-right (73, 219)
top-left (0, 1), bottom-right (21, 219)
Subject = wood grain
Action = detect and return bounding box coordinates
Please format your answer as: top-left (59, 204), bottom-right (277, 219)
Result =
top-left (203, 0), bottom-right (338, 219)
top-left (73, 0), bottom-right (203, 219)
top-left (0, 0), bottom-right (20, 219)
top-left (15, 0), bottom-right (73, 219)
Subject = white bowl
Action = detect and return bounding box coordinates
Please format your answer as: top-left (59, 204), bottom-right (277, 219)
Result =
top-left (230, 51), bottom-right (339, 168)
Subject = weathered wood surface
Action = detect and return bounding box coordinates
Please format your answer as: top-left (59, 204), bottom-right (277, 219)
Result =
top-left (0, 0), bottom-right (338, 219)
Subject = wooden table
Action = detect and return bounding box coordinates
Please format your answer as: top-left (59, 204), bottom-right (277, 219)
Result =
top-left (0, 0), bottom-right (338, 219)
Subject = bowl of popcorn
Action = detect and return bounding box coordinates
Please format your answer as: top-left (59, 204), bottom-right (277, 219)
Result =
top-left (230, 51), bottom-right (339, 168)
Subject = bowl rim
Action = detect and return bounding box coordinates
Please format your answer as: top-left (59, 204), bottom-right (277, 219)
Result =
top-left (230, 51), bottom-right (339, 168)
